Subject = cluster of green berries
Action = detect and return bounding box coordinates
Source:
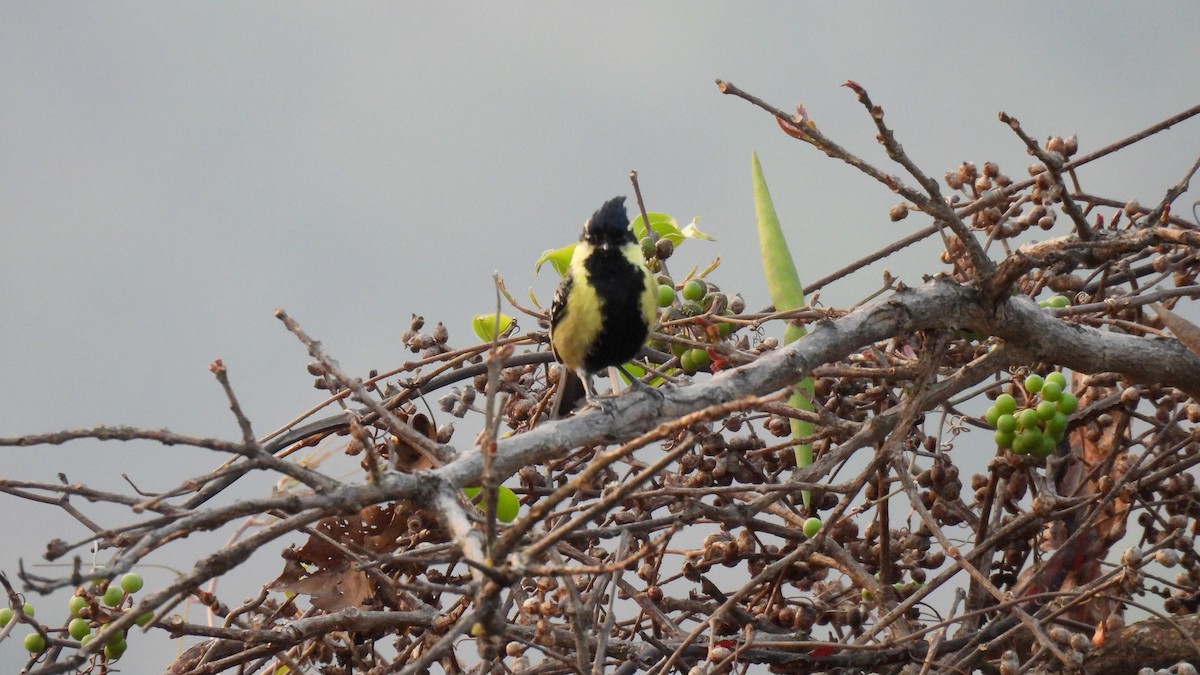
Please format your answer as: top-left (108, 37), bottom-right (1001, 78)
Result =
top-left (7, 572), bottom-right (151, 661)
top-left (985, 371), bottom-right (1078, 457)
top-left (652, 276), bottom-right (741, 374)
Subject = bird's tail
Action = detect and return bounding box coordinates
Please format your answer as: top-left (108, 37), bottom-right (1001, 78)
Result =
top-left (551, 369), bottom-right (588, 418)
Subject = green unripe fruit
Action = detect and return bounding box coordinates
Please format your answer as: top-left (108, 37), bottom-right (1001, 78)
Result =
top-left (80, 634), bottom-right (94, 647)
top-left (984, 406), bottom-right (1002, 429)
top-left (68, 595), bottom-right (88, 617)
top-left (1040, 381), bottom-right (1063, 402)
top-left (1012, 429), bottom-right (1043, 455)
top-left (1056, 391), bottom-right (1078, 415)
top-left (994, 393), bottom-right (1017, 415)
top-left (22, 603), bottom-right (34, 617)
top-left (717, 313), bottom-right (735, 337)
top-left (104, 637), bottom-right (127, 660)
top-left (669, 341), bottom-right (688, 358)
top-left (1043, 295), bottom-right (1070, 308)
top-left (1045, 371), bottom-right (1067, 389)
top-left (995, 413), bottom-right (1017, 434)
top-left (24, 632), bottom-right (46, 653)
top-left (1033, 435), bottom-right (1057, 458)
top-left (1018, 408), bottom-right (1040, 430)
top-left (1019, 427), bottom-right (1042, 449)
top-left (802, 517), bottom-right (822, 537)
top-left (1036, 401), bottom-right (1057, 420)
top-left (682, 280), bottom-right (706, 302)
top-left (656, 284), bottom-right (675, 307)
top-left (1024, 374), bottom-right (1044, 393)
top-left (993, 430), bottom-right (1014, 449)
top-left (68, 617), bottom-right (91, 640)
top-left (679, 300), bottom-right (704, 317)
top-left (119, 573), bottom-right (143, 594)
top-left (0, 608), bottom-right (13, 626)
top-left (641, 236), bottom-right (657, 260)
top-left (1045, 411), bottom-right (1069, 439)
top-left (134, 611), bottom-right (155, 628)
top-left (101, 585), bottom-right (124, 607)
top-left (681, 348), bottom-right (711, 373)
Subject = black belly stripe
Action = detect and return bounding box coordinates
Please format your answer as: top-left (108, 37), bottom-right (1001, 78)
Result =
top-left (582, 248), bottom-right (648, 373)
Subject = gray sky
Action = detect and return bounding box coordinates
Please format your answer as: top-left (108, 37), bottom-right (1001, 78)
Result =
top-left (2, 3), bottom-right (1198, 670)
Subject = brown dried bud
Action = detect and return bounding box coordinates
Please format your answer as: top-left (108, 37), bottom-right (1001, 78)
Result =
top-left (889, 203), bottom-right (909, 221)
top-left (956, 162), bottom-right (978, 184)
top-left (1063, 135), bottom-right (1078, 156)
top-left (945, 171), bottom-right (963, 190)
top-left (1028, 162), bottom-right (1046, 176)
top-left (982, 161), bottom-right (999, 178)
top-left (975, 175), bottom-right (992, 192)
top-left (1046, 136), bottom-right (1066, 154)
top-left (1124, 199), bottom-right (1142, 217)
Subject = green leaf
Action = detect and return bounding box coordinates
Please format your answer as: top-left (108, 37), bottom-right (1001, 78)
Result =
top-left (463, 486), bottom-right (520, 523)
top-left (535, 243), bottom-right (575, 276)
top-left (631, 213), bottom-right (715, 245)
top-left (753, 152), bottom-right (815, 508)
top-left (471, 313), bottom-right (515, 342)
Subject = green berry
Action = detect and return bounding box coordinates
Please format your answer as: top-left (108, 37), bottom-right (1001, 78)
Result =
top-left (1044, 295), bottom-right (1070, 308)
top-left (24, 632), bottom-right (46, 653)
top-left (0, 608), bottom-right (13, 626)
top-left (104, 637), bottom-right (127, 660)
top-left (134, 611), bottom-right (155, 628)
top-left (1041, 381), bottom-right (1063, 402)
top-left (995, 413), bottom-right (1017, 434)
top-left (22, 603), bottom-right (34, 617)
top-left (1056, 391), bottom-right (1078, 415)
top-left (101, 585), bottom-right (124, 607)
top-left (679, 300), bottom-right (704, 317)
top-left (1045, 411), bottom-right (1069, 439)
top-left (119, 573), bottom-right (143, 594)
top-left (994, 393), bottom-right (1017, 415)
top-left (1033, 435), bottom-right (1057, 458)
top-left (656, 284), bottom-right (675, 308)
top-left (682, 280), bottom-right (706, 302)
top-left (1020, 427), bottom-right (1043, 448)
top-left (681, 348), bottom-right (711, 373)
top-left (1036, 400), bottom-right (1057, 420)
top-left (640, 236), bottom-right (657, 261)
top-left (993, 430), bottom-right (1014, 449)
top-left (802, 517), bottom-right (822, 537)
top-left (1018, 408), bottom-right (1040, 430)
top-left (1045, 371), bottom-right (1067, 389)
top-left (68, 595), bottom-right (88, 617)
top-left (1024, 374), bottom-right (1044, 393)
top-left (68, 617), bottom-right (91, 640)
top-left (717, 316), bottom-right (735, 337)
top-left (984, 405), bottom-right (1002, 429)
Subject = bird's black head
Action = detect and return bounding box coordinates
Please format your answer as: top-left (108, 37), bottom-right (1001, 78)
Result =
top-left (582, 196), bottom-right (634, 247)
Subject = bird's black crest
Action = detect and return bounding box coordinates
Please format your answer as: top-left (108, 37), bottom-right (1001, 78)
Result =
top-left (583, 196), bottom-right (633, 245)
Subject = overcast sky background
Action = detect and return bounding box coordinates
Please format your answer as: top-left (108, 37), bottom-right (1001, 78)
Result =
top-left (2, 3), bottom-right (1199, 670)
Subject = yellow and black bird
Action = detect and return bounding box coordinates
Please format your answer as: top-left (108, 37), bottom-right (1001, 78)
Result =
top-left (550, 196), bottom-right (658, 417)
